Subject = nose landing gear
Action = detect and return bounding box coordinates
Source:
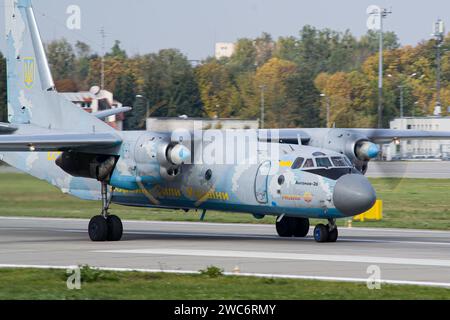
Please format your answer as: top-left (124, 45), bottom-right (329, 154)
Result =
top-left (313, 219), bottom-right (338, 243)
top-left (88, 182), bottom-right (123, 242)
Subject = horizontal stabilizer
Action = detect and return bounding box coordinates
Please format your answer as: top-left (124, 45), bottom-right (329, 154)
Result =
top-left (92, 107), bottom-right (132, 120)
top-left (0, 123), bottom-right (19, 134)
top-left (0, 132), bottom-right (122, 152)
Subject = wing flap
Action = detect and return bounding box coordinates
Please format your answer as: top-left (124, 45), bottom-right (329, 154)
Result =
top-left (0, 133), bottom-right (122, 152)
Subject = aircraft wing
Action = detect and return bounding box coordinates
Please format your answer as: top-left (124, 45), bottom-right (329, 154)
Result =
top-left (346, 129), bottom-right (450, 144)
top-left (0, 132), bottom-right (122, 152)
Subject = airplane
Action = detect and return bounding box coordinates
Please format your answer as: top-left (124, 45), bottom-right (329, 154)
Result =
top-left (2, 0), bottom-right (450, 244)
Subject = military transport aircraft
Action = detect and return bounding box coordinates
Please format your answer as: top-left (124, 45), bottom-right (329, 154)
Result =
top-left (2, 0), bottom-right (450, 243)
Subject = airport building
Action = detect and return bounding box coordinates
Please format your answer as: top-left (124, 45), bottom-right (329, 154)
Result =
top-left (146, 117), bottom-right (259, 132)
top-left (388, 116), bottom-right (450, 159)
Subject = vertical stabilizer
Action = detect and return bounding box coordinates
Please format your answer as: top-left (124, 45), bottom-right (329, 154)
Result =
top-left (4, 0), bottom-right (114, 132)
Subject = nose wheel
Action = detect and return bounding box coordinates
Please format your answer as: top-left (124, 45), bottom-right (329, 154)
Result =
top-left (314, 219), bottom-right (338, 243)
top-left (88, 182), bottom-right (123, 242)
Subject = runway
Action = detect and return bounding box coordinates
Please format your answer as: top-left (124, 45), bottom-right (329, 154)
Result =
top-left (1, 217), bottom-right (450, 288)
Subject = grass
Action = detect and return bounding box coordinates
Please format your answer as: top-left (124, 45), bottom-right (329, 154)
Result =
top-left (0, 173), bottom-right (449, 230)
top-left (0, 267), bottom-right (449, 300)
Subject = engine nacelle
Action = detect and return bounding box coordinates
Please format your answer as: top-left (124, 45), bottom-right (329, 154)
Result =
top-left (134, 133), bottom-right (191, 181)
top-left (56, 152), bottom-right (117, 181)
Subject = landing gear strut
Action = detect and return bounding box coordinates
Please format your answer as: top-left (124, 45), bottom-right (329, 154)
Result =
top-left (88, 182), bottom-right (123, 242)
top-left (313, 219), bottom-right (338, 243)
top-left (276, 216), bottom-right (310, 238)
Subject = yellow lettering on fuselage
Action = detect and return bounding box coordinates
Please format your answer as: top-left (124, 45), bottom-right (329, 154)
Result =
top-left (115, 186), bottom-right (229, 202)
top-left (47, 152), bottom-right (62, 161)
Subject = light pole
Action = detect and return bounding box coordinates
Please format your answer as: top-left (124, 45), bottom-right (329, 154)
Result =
top-left (136, 95), bottom-right (150, 130)
top-left (398, 85), bottom-right (404, 118)
top-left (136, 95), bottom-right (150, 119)
top-left (432, 19), bottom-right (445, 115)
top-left (259, 85), bottom-right (266, 129)
top-left (320, 93), bottom-right (331, 128)
top-left (388, 72), bottom-right (418, 118)
top-left (367, 6), bottom-right (392, 128)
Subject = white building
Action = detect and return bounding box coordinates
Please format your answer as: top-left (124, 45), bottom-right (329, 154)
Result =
top-left (215, 42), bottom-right (235, 59)
top-left (146, 117), bottom-right (259, 132)
top-left (388, 117), bottom-right (450, 159)
top-left (61, 86), bottom-right (126, 130)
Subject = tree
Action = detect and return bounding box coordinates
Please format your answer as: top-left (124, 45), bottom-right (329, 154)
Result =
top-left (115, 73), bottom-right (137, 130)
top-left (126, 49), bottom-right (203, 129)
top-left (107, 40), bottom-right (127, 60)
top-left (315, 71), bottom-right (377, 128)
top-left (253, 58), bottom-right (298, 128)
top-left (254, 32), bottom-right (275, 67)
top-left (228, 38), bottom-right (257, 73)
top-left (46, 39), bottom-right (76, 81)
top-left (195, 60), bottom-right (239, 118)
top-left (74, 41), bottom-right (93, 89)
top-left (0, 52), bottom-right (6, 122)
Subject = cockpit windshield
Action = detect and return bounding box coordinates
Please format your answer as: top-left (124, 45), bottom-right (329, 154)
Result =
top-left (292, 156), bottom-right (353, 170)
top-left (291, 154), bottom-right (359, 180)
top-left (303, 159), bottom-right (314, 168)
top-left (291, 157), bottom-right (305, 170)
top-left (316, 157), bottom-right (332, 168)
top-left (331, 157), bottom-right (351, 167)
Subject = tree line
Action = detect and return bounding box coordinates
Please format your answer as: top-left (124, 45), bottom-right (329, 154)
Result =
top-left (1, 25), bottom-right (450, 129)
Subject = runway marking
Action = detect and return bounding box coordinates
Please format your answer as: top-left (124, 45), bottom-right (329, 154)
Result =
top-left (95, 248), bottom-right (450, 267)
top-left (1, 264), bottom-right (450, 289)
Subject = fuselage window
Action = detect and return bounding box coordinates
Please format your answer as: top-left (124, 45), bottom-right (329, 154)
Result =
top-left (316, 157), bottom-right (332, 168)
top-left (331, 157), bottom-right (347, 167)
top-left (291, 157), bottom-right (305, 169)
top-left (303, 158), bottom-right (314, 168)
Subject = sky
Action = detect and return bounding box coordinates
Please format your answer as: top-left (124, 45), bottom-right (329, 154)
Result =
top-left (0, 0), bottom-right (449, 60)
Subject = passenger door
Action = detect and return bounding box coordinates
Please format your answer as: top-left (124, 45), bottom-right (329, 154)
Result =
top-left (254, 161), bottom-right (271, 204)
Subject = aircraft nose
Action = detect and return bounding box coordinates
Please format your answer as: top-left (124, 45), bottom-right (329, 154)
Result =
top-left (333, 174), bottom-right (377, 217)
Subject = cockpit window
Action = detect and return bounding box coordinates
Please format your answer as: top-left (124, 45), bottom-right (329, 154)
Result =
top-left (303, 158), bottom-right (314, 168)
top-left (291, 157), bottom-right (305, 169)
top-left (344, 157), bottom-right (353, 167)
top-left (331, 157), bottom-right (348, 167)
top-left (316, 157), bottom-right (332, 168)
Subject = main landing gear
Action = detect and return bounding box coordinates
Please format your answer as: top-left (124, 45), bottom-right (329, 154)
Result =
top-left (275, 216), bottom-right (339, 243)
top-left (276, 216), bottom-right (310, 238)
top-left (313, 219), bottom-right (338, 243)
top-left (88, 182), bottom-right (123, 242)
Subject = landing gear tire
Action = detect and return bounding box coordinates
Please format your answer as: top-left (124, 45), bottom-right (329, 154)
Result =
top-left (88, 181), bottom-right (123, 242)
top-left (89, 215), bottom-right (108, 242)
top-left (276, 217), bottom-right (293, 237)
top-left (327, 227), bottom-right (338, 243)
top-left (107, 215), bottom-right (123, 241)
top-left (292, 218), bottom-right (310, 237)
top-left (276, 217), bottom-right (310, 238)
top-left (313, 224), bottom-right (329, 243)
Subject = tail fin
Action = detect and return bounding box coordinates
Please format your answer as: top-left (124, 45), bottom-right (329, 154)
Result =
top-left (5, 0), bottom-right (113, 132)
